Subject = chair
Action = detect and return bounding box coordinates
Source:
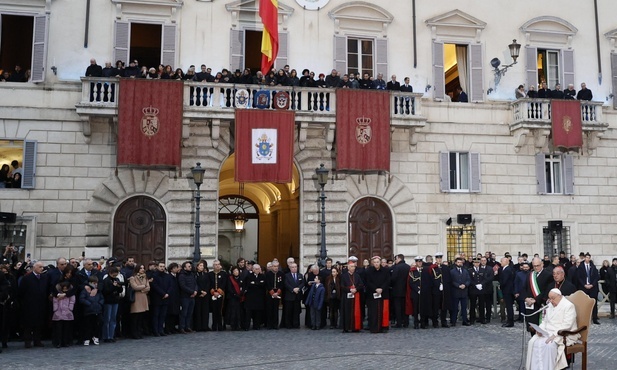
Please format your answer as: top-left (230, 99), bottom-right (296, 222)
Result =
top-left (558, 290), bottom-right (594, 370)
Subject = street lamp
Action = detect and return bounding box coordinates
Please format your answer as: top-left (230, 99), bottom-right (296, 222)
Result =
top-left (489, 39), bottom-right (521, 92)
top-left (233, 213), bottom-right (247, 233)
top-left (191, 162), bottom-right (206, 263)
top-left (315, 163), bottom-right (329, 267)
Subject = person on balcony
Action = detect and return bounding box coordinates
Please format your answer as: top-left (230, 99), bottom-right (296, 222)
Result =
top-left (347, 73), bottom-right (360, 89)
top-left (85, 59), bottom-right (102, 78)
top-left (564, 84), bottom-right (576, 99)
top-left (537, 82), bottom-right (551, 98)
top-left (456, 86), bottom-right (468, 102)
top-left (550, 83), bottom-right (565, 99)
top-left (123, 61), bottom-right (140, 78)
top-left (576, 82), bottom-right (593, 101)
top-left (374, 73), bottom-right (386, 90)
top-left (515, 85), bottom-right (526, 99)
top-left (359, 73), bottom-right (375, 89)
top-left (527, 85), bottom-right (538, 98)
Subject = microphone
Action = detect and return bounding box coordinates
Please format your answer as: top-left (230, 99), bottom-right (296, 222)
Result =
top-left (521, 303), bottom-right (547, 317)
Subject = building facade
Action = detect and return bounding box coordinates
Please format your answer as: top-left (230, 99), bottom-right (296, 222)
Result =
top-left (1, 0), bottom-right (617, 268)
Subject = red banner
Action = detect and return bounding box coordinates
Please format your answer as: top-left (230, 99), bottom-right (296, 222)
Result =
top-left (234, 110), bottom-right (295, 183)
top-left (336, 89), bottom-right (390, 171)
top-left (551, 100), bottom-right (583, 151)
top-left (117, 79), bottom-right (183, 167)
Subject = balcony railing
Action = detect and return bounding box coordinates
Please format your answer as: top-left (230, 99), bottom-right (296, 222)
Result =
top-left (512, 98), bottom-right (605, 128)
top-left (77, 78), bottom-right (424, 120)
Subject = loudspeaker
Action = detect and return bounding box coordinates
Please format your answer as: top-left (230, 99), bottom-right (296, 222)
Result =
top-left (0, 212), bottom-right (17, 223)
top-left (457, 214), bottom-right (472, 225)
top-left (548, 220), bottom-right (563, 231)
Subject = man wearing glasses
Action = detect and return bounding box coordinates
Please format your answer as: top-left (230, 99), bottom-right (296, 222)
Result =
top-left (523, 257), bottom-right (554, 331)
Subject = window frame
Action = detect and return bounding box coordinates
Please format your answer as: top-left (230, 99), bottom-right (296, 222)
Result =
top-left (536, 153), bottom-right (574, 195)
top-left (0, 138), bottom-right (37, 189)
top-left (440, 151), bottom-right (481, 193)
top-left (346, 37), bottom-right (374, 77)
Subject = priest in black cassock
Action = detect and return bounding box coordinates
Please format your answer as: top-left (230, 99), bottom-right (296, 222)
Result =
top-left (365, 256), bottom-right (390, 333)
top-left (340, 260), bottom-right (364, 333)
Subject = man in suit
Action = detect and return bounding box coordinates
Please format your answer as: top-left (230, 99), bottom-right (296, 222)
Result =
top-left (577, 253), bottom-right (600, 324)
top-left (18, 261), bottom-right (50, 348)
top-left (514, 262), bottom-right (530, 322)
top-left (243, 264), bottom-right (266, 330)
top-left (468, 258), bottom-right (486, 324)
top-left (606, 258), bottom-right (617, 319)
top-left (450, 257), bottom-right (471, 326)
top-left (283, 263), bottom-right (304, 328)
top-left (150, 262), bottom-right (172, 336)
top-left (523, 257), bottom-right (554, 330)
top-left (456, 86), bottom-right (468, 102)
top-left (265, 260), bottom-right (284, 329)
top-left (499, 257), bottom-right (516, 327)
top-left (390, 254), bottom-right (410, 328)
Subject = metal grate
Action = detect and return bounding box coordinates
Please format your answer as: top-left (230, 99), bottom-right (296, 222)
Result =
top-left (542, 226), bottom-right (570, 258)
top-left (446, 225), bottom-right (476, 262)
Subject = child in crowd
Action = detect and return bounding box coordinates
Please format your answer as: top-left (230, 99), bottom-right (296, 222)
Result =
top-left (79, 276), bottom-right (104, 345)
top-left (52, 281), bottom-right (75, 348)
top-left (306, 275), bottom-right (325, 330)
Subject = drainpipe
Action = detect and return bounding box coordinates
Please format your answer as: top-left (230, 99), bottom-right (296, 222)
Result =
top-left (594, 0), bottom-right (602, 85)
top-left (412, 0), bottom-right (417, 68)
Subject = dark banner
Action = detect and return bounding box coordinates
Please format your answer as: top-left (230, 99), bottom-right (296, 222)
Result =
top-left (551, 100), bottom-right (583, 151)
top-left (336, 89), bottom-right (390, 171)
top-left (235, 110), bottom-right (295, 183)
top-left (118, 79), bottom-right (183, 167)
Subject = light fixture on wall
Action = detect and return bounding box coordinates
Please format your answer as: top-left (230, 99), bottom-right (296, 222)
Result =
top-left (490, 39), bottom-right (521, 92)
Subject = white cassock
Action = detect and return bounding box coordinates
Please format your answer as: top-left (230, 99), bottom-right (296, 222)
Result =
top-left (525, 298), bottom-right (580, 370)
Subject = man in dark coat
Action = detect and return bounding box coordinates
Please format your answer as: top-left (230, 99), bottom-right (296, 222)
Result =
top-left (523, 257), bottom-right (554, 330)
top-left (606, 258), bottom-right (617, 319)
top-left (165, 263), bottom-right (181, 334)
top-left (85, 59), bottom-right (103, 77)
top-left (468, 258), bottom-right (489, 324)
top-left (150, 262), bottom-right (172, 336)
top-left (365, 256), bottom-right (390, 333)
top-left (514, 262), bottom-right (530, 322)
top-left (339, 261), bottom-right (364, 332)
top-left (419, 256), bottom-right (434, 328)
top-left (18, 261), bottom-right (49, 348)
top-left (409, 256), bottom-right (423, 329)
top-left (177, 261), bottom-right (197, 333)
top-left (243, 264), bottom-right (266, 330)
top-left (208, 260), bottom-right (228, 331)
top-left (283, 263), bottom-right (304, 329)
top-left (550, 265), bottom-right (576, 297)
top-left (577, 253), bottom-right (600, 324)
top-left (450, 257), bottom-right (471, 326)
top-left (576, 82), bottom-right (593, 101)
top-left (390, 254), bottom-right (410, 328)
top-left (499, 257), bottom-right (516, 327)
top-left (265, 261), bottom-right (284, 329)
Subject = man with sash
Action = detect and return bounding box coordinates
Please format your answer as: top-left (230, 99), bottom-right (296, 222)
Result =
top-left (209, 260), bottom-right (228, 331)
top-left (265, 260), bottom-right (284, 329)
top-left (340, 258), bottom-right (364, 333)
top-left (365, 256), bottom-right (390, 333)
top-left (523, 257), bottom-right (554, 332)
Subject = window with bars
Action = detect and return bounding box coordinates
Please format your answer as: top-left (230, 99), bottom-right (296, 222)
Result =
top-left (542, 226), bottom-right (570, 258)
top-left (446, 224), bottom-right (476, 263)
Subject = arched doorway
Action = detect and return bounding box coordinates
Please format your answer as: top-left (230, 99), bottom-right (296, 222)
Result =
top-left (218, 154), bottom-right (300, 266)
top-left (348, 197), bottom-right (393, 262)
top-left (113, 196), bottom-right (166, 265)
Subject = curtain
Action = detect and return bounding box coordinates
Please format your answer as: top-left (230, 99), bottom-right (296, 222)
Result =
top-left (456, 45), bottom-right (468, 93)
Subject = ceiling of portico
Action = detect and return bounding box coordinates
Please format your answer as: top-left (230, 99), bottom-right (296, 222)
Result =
top-left (219, 153), bottom-right (300, 214)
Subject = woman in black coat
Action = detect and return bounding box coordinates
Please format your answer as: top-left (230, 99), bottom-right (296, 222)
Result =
top-left (193, 260), bottom-right (211, 332)
top-left (225, 266), bottom-right (244, 331)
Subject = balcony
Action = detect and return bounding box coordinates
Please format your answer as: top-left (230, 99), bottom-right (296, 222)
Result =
top-left (75, 77), bottom-right (426, 149)
top-left (510, 99), bottom-right (609, 153)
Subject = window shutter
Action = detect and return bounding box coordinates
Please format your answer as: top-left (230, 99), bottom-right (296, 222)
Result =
top-left (469, 152), bottom-right (481, 193)
top-left (31, 15), bottom-right (48, 83)
top-left (375, 38), bottom-right (388, 78)
top-left (611, 53), bottom-right (617, 109)
top-left (535, 152), bottom-right (546, 194)
top-left (526, 46), bottom-right (538, 90)
top-left (113, 21), bottom-right (130, 65)
top-left (562, 50), bottom-right (574, 88)
top-left (469, 44), bottom-right (484, 102)
top-left (562, 154), bottom-right (574, 195)
top-left (433, 41), bottom-right (445, 100)
top-left (161, 24), bottom-right (177, 68)
top-left (274, 32), bottom-right (288, 70)
top-left (439, 152), bottom-right (450, 192)
top-left (230, 29), bottom-right (245, 72)
top-left (333, 35), bottom-right (347, 74)
top-left (22, 140), bottom-right (38, 189)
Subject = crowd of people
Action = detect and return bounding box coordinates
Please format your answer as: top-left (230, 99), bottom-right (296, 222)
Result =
top-left (0, 246), bottom-right (614, 353)
top-left (516, 81), bottom-right (594, 101)
top-left (0, 160), bottom-right (23, 188)
top-left (85, 58), bottom-right (416, 92)
top-left (0, 65), bottom-right (30, 83)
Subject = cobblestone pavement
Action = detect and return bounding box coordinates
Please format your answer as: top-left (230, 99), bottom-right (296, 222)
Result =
top-left (1, 315), bottom-right (615, 369)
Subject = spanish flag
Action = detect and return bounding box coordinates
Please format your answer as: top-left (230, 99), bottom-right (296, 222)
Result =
top-left (260, 0), bottom-right (278, 75)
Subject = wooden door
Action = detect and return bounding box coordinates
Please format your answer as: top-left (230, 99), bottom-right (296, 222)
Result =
top-left (348, 197), bottom-right (393, 262)
top-left (113, 196), bottom-right (166, 265)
